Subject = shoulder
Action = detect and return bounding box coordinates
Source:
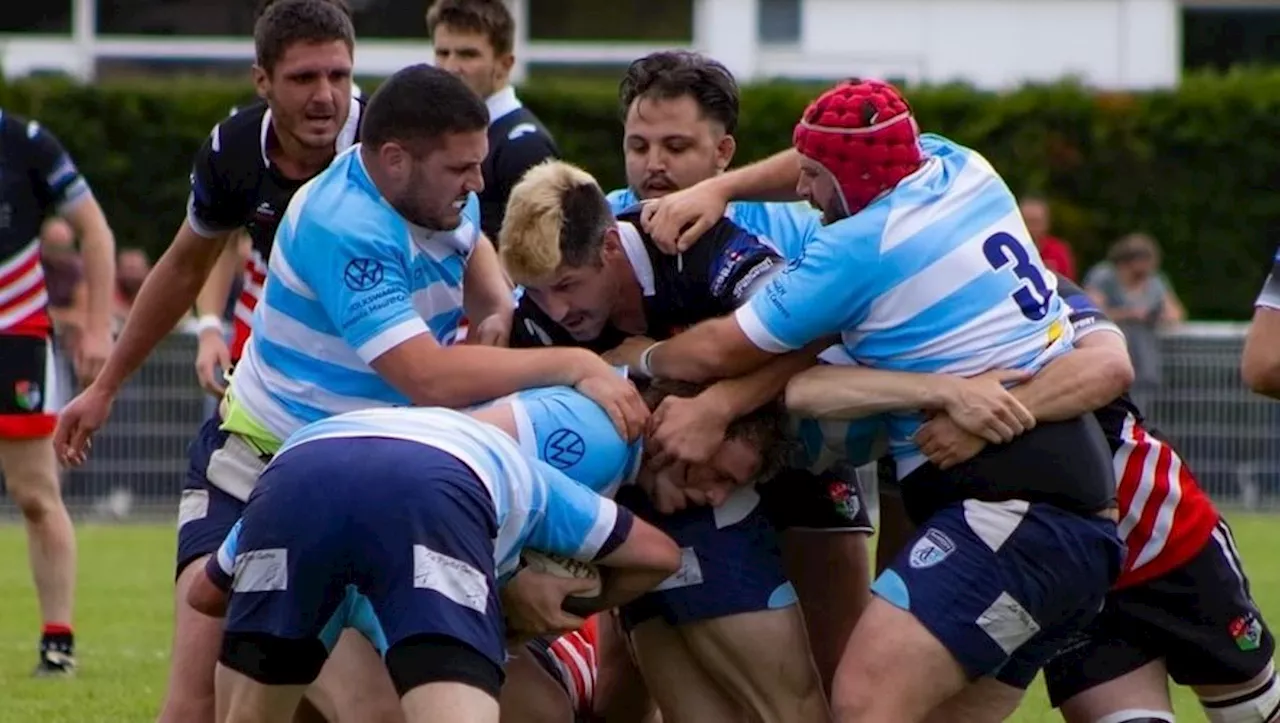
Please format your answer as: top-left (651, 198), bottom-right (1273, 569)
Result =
top-left (200, 102), bottom-right (269, 169)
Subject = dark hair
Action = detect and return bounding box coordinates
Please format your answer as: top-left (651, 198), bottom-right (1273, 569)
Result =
top-left (499, 161), bottom-right (613, 285)
top-left (426, 0), bottom-right (515, 57)
top-left (359, 64), bottom-right (489, 151)
top-left (254, 0), bottom-right (355, 73)
top-left (618, 51), bottom-right (739, 134)
top-left (255, 0), bottom-right (351, 19)
top-left (642, 379), bottom-right (791, 481)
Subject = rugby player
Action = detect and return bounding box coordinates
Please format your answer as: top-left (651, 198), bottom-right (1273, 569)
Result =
top-left (819, 276), bottom-right (1279, 723)
top-left (623, 78), bottom-right (1124, 723)
top-left (513, 51), bottom-right (876, 695)
top-left (0, 110), bottom-right (117, 675)
top-left (188, 405), bottom-right (682, 723)
top-left (194, 378), bottom-right (786, 723)
top-left (1243, 247), bottom-right (1280, 398)
top-left (427, 0), bottom-right (559, 243)
top-left (50, 2), bottom-right (372, 718)
top-left (500, 159), bottom-right (830, 723)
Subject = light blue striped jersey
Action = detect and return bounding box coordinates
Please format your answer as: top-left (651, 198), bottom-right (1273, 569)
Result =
top-left (736, 134), bottom-right (1075, 476)
top-left (225, 145), bottom-right (481, 448)
top-left (605, 188), bottom-right (819, 262)
top-left (485, 385), bottom-right (642, 498)
top-left (245, 406), bottom-right (623, 580)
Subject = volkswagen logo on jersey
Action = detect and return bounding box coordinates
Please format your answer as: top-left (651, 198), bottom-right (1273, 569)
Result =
top-left (908, 527), bottom-right (956, 569)
top-left (544, 428), bottom-right (586, 469)
top-left (343, 258), bottom-right (384, 291)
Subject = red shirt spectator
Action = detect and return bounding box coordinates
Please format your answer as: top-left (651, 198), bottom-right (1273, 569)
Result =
top-left (1019, 196), bottom-right (1078, 281)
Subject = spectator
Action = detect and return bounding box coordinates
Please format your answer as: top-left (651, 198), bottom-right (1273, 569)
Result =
top-left (1020, 195), bottom-right (1078, 281)
top-left (1085, 232), bottom-right (1186, 413)
top-left (112, 247), bottom-right (151, 331)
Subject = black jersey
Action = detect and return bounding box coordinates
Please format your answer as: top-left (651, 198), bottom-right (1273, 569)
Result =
top-left (0, 110), bottom-right (92, 334)
top-left (509, 211), bottom-right (782, 350)
top-left (481, 105), bottom-right (559, 242)
top-left (185, 98), bottom-right (364, 360)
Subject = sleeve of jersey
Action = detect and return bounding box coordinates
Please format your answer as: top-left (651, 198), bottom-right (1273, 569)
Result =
top-left (735, 219), bottom-right (880, 353)
top-left (24, 121), bottom-right (91, 213)
top-left (186, 127), bottom-right (249, 239)
top-left (293, 219), bottom-right (429, 363)
top-left (526, 461), bottom-right (634, 562)
top-left (204, 518), bottom-right (243, 593)
top-left (1055, 276), bottom-right (1122, 341)
top-left (707, 224), bottom-right (785, 312)
top-left (1257, 250), bottom-right (1280, 310)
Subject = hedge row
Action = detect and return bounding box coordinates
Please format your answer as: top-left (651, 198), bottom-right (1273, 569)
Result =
top-left (3, 71), bottom-right (1277, 320)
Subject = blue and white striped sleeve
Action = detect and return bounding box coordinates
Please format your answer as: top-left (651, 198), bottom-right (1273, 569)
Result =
top-left (524, 461), bottom-right (633, 562)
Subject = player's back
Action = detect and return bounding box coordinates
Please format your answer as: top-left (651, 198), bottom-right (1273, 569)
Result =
top-left (280, 405), bottom-right (615, 578)
top-left (226, 146), bottom-right (480, 448)
top-left (842, 134), bottom-right (1073, 377)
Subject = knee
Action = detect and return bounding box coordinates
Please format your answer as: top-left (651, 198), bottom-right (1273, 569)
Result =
top-left (11, 476), bottom-right (62, 522)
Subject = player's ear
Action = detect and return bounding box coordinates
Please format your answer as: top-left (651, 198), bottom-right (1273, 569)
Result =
top-left (251, 64), bottom-right (270, 100)
top-left (715, 133), bottom-right (737, 173)
top-left (601, 226), bottom-right (623, 256)
top-left (495, 51), bottom-right (515, 83)
top-left (376, 142), bottom-right (410, 177)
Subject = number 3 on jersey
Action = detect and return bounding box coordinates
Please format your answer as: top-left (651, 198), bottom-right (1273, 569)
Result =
top-left (983, 232), bottom-right (1052, 321)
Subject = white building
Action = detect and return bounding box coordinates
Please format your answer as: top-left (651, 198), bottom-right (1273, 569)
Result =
top-left (0, 0), bottom-right (1273, 88)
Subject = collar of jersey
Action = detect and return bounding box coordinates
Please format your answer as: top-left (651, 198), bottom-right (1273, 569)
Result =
top-left (616, 222), bottom-right (655, 297)
top-left (486, 86), bottom-right (523, 125)
top-left (257, 100), bottom-right (362, 168)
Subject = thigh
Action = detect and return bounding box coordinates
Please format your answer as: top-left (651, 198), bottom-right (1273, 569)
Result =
top-left (0, 435), bottom-right (58, 501)
top-left (873, 500), bottom-right (1122, 686)
top-left (1147, 522), bottom-right (1277, 688)
top-left (781, 528), bottom-right (871, 694)
top-left (617, 485), bottom-right (795, 631)
top-left (499, 649), bottom-right (575, 723)
top-left (1039, 588), bottom-right (1163, 708)
top-left (630, 619), bottom-right (746, 723)
top-left (176, 415), bottom-right (246, 578)
top-left (0, 333), bottom-right (56, 441)
top-left (351, 443), bottom-right (504, 688)
top-left (1056, 660), bottom-right (1173, 723)
top-left (220, 445), bottom-right (355, 686)
top-left (311, 630), bottom-right (403, 723)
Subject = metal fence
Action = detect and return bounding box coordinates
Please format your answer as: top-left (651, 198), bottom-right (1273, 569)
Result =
top-left (1, 324), bottom-right (1276, 521)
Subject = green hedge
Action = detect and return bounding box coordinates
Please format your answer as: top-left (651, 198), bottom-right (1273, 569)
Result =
top-left (3, 71), bottom-right (1276, 320)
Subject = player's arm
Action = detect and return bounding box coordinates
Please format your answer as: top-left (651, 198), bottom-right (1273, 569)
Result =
top-left (187, 519), bottom-right (242, 618)
top-left (527, 463), bottom-right (681, 615)
top-left (462, 231), bottom-right (516, 347)
top-left (306, 223), bottom-right (647, 438)
top-left (90, 130), bottom-right (244, 396)
top-left (645, 221), bottom-right (879, 383)
top-left (26, 121), bottom-right (117, 376)
top-left (192, 233), bottom-right (243, 395)
top-left (1243, 255), bottom-right (1280, 398)
top-left (641, 148), bottom-right (803, 251)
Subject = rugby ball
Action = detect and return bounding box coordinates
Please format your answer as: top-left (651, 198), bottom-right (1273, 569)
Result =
top-left (519, 549), bottom-right (603, 599)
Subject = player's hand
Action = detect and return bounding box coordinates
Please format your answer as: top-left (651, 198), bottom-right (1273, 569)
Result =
top-left (646, 392), bottom-right (731, 469)
top-left (54, 383), bottom-right (116, 467)
top-left (195, 328), bottom-right (232, 398)
top-left (576, 367), bottom-right (649, 442)
top-left (939, 370), bottom-right (1036, 444)
top-left (74, 326), bottom-right (113, 387)
top-left (914, 413), bottom-right (987, 470)
top-left (501, 568), bottom-right (594, 640)
top-left (601, 336), bottom-right (656, 372)
top-left (639, 182), bottom-right (731, 254)
top-left (465, 312), bottom-right (512, 347)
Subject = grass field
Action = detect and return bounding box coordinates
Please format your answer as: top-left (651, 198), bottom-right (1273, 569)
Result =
top-left (0, 516), bottom-right (1275, 722)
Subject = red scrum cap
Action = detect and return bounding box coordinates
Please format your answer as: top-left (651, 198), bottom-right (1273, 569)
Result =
top-left (793, 79), bottom-right (924, 215)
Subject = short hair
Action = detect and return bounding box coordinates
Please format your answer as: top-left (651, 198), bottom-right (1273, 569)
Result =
top-left (618, 51), bottom-right (739, 134)
top-left (426, 0), bottom-right (516, 57)
top-left (1108, 232), bottom-right (1160, 265)
top-left (643, 379), bottom-right (791, 482)
top-left (359, 64), bottom-right (489, 152)
top-left (255, 0), bottom-right (350, 19)
top-left (254, 0), bottom-right (355, 73)
top-left (499, 160), bottom-right (614, 285)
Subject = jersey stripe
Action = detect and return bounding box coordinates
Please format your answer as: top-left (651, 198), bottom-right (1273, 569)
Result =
top-left (0, 239), bottom-right (51, 334)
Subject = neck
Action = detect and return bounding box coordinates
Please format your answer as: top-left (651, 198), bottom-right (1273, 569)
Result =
top-left (608, 260), bottom-right (648, 335)
top-left (268, 121), bottom-right (334, 180)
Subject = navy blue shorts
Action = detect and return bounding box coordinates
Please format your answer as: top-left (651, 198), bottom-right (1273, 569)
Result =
top-left (617, 485), bottom-right (796, 630)
top-left (176, 414), bottom-right (249, 577)
top-left (220, 437), bottom-right (503, 686)
top-left (871, 499), bottom-right (1122, 688)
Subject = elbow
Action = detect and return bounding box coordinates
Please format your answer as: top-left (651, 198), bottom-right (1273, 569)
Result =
top-left (652, 533), bottom-right (682, 577)
top-left (784, 374), bottom-right (821, 417)
top-left (1242, 352), bottom-right (1280, 398)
